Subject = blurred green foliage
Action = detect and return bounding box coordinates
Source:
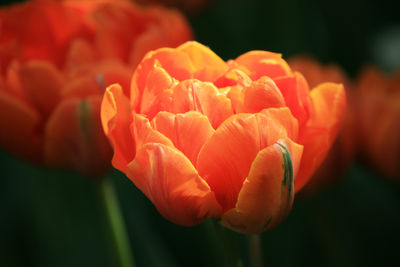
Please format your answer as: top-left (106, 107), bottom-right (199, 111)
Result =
top-left (1, 0), bottom-right (400, 266)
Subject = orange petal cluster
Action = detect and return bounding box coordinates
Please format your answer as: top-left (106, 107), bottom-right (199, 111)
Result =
top-left (355, 67), bottom-right (400, 180)
top-left (101, 41), bottom-right (346, 233)
top-left (0, 0), bottom-right (192, 177)
top-left (289, 56), bottom-right (355, 194)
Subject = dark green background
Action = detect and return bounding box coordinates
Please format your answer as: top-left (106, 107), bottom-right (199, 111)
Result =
top-left (1, 0), bottom-right (400, 266)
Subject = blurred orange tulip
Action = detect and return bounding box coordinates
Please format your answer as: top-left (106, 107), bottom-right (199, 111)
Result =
top-left (101, 41), bottom-right (346, 233)
top-left (355, 67), bottom-right (400, 180)
top-left (0, 0), bottom-right (192, 177)
top-left (289, 56), bottom-right (355, 194)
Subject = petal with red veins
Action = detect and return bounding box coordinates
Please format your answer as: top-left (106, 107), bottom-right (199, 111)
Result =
top-left (295, 83), bottom-right (346, 192)
top-left (237, 76), bottom-right (286, 113)
top-left (273, 72), bottom-right (311, 128)
top-left (177, 41), bottom-right (228, 82)
top-left (126, 143), bottom-right (222, 226)
top-left (131, 48), bottom-right (195, 110)
top-left (235, 51), bottom-right (292, 80)
top-left (140, 62), bottom-right (176, 118)
top-left (131, 113), bottom-right (173, 154)
top-left (221, 138), bottom-right (303, 234)
top-left (151, 111), bottom-right (215, 165)
top-left (170, 79), bottom-right (233, 129)
top-left (101, 84), bottom-right (135, 172)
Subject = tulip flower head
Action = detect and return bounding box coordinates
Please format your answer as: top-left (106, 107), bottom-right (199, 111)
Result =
top-left (0, 0), bottom-right (192, 177)
top-left (101, 41), bottom-right (346, 233)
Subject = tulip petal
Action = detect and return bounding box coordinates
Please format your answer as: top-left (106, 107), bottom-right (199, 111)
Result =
top-left (0, 0), bottom-right (84, 66)
top-left (235, 51), bottom-right (292, 80)
top-left (295, 82), bottom-right (346, 192)
top-left (214, 68), bottom-right (252, 88)
top-left (177, 41), bottom-right (228, 81)
top-left (45, 96), bottom-right (112, 177)
top-left (196, 108), bottom-right (298, 211)
top-left (221, 138), bottom-right (303, 234)
top-left (131, 48), bottom-right (195, 110)
top-left (130, 6), bottom-right (193, 67)
top-left (64, 60), bottom-right (132, 99)
top-left (18, 61), bottom-right (64, 118)
top-left (93, 2), bottom-right (137, 63)
top-left (126, 143), bottom-right (222, 226)
top-left (101, 84), bottom-right (135, 172)
top-left (130, 27), bottom-right (169, 68)
top-left (170, 79), bottom-right (233, 128)
top-left (131, 113), bottom-right (174, 153)
top-left (273, 72), bottom-right (311, 128)
top-left (62, 76), bottom-right (103, 100)
top-left (0, 91), bottom-right (43, 162)
top-left (65, 38), bottom-right (96, 70)
top-left (237, 76), bottom-right (286, 113)
top-left (139, 62), bottom-right (176, 118)
top-left (4, 62), bottom-right (31, 104)
top-left (151, 111), bottom-right (215, 165)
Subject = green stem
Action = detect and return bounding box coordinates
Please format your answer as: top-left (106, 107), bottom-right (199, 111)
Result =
top-left (248, 234), bottom-right (263, 267)
top-left (212, 221), bottom-right (243, 267)
top-left (97, 176), bottom-right (135, 267)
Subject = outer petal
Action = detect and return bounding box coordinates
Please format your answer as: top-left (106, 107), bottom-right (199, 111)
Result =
top-left (289, 56), bottom-right (351, 89)
top-left (295, 83), bottom-right (346, 192)
top-left (151, 111), bottom-right (215, 165)
top-left (126, 143), bottom-right (222, 226)
top-left (177, 41), bottom-right (228, 82)
top-left (235, 51), bottom-right (292, 80)
top-left (44, 96), bottom-right (112, 177)
top-left (131, 113), bottom-right (174, 154)
top-left (0, 91), bottom-right (43, 163)
top-left (221, 138), bottom-right (303, 234)
top-left (101, 84), bottom-right (135, 172)
top-left (18, 61), bottom-right (64, 118)
top-left (170, 79), bottom-right (233, 128)
top-left (196, 108), bottom-right (298, 211)
top-left (273, 72), bottom-right (311, 128)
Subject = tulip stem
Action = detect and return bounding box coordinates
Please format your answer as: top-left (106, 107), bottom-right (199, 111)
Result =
top-left (97, 176), bottom-right (135, 267)
top-left (248, 234), bottom-right (263, 267)
top-left (213, 221), bottom-right (243, 267)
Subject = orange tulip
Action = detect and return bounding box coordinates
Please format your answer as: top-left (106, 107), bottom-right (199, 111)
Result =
top-left (355, 67), bottom-right (400, 180)
top-left (101, 41), bottom-right (346, 233)
top-left (0, 0), bottom-right (192, 177)
top-left (289, 56), bottom-right (355, 194)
